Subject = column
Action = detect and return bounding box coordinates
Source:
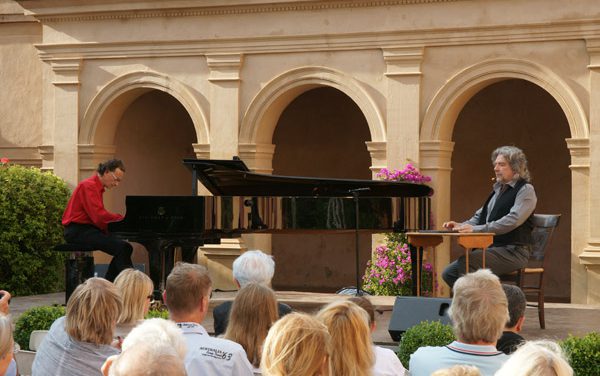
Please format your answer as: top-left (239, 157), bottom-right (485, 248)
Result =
top-left (78, 144), bottom-right (117, 177)
top-left (382, 47), bottom-right (423, 169)
top-left (420, 140), bottom-right (455, 297)
top-left (50, 58), bottom-right (82, 188)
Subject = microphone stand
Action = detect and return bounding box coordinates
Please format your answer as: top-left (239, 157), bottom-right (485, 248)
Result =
top-left (349, 187), bottom-right (370, 296)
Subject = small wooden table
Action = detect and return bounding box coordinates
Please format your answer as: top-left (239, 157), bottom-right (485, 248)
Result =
top-left (406, 231), bottom-right (495, 296)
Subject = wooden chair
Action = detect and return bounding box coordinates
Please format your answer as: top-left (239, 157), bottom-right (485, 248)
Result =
top-left (502, 214), bottom-right (561, 329)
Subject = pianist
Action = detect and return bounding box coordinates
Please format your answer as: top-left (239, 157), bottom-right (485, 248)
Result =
top-left (441, 146), bottom-right (537, 288)
top-left (61, 159), bottom-right (133, 282)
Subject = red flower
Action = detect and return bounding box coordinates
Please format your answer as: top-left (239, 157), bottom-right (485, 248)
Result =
top-left (0, 157), bottom-right (8, 164)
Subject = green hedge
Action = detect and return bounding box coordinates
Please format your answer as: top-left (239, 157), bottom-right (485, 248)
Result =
top-left (14, 305), bottom-right (65, 350)
top-left (561, 332), bottom-right (600, 376)
top-left (397, 321), bottom-right (455, 369)
top-left (0, 162), bottom-right (70, 295)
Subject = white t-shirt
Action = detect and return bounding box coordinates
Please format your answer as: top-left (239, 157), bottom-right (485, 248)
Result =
top-left (372, 345), bottom-right (407, 376)
top-left (176, 322), bottom-right (254, 376)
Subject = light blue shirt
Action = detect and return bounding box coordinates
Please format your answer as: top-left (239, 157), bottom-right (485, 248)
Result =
top-left (408, 341), bottom-right (508, 376)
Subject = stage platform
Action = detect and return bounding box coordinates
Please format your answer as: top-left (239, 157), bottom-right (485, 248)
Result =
top-left (10, 290), bottom-right (600, 346)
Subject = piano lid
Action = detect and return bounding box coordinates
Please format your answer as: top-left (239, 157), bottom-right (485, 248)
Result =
top-left (183, 158), bottom-right (433, 198)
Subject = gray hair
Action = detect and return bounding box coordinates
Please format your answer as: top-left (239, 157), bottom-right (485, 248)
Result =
top-left (495, 340), bottom-right (573, 376)
top-left (502, 284), bottom-right (526, 328)
top-left (108, 318), bottom-right (188, 376)
top-left (0, 314), bottom-right (12, 359)
top-left (449, 269), bottom-right (508, 343)
top-left (491, 146), bottom-right (531, 182)
top-left (232, 250), bottom-right (275, 287)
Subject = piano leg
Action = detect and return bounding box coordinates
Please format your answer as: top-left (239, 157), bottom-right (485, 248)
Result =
top-left (181, 245), bottom-right (198, 264)
top-left (140, 239), bottom-right (175, 300)
top-left (410, 244), bottom-right (424, 296)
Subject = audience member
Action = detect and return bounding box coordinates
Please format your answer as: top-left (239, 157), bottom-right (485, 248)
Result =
top-left (496, 284), bottom-right (526, 354)
top-left (32, 278), bottom-right (122, 376)
top-left (261, 312), bottom-right (331, 376)
top-left (316, 300), bottom-right (374, 376)
top-left (494, 340), bottom-right (573, 376)
top-left (102, 318), bottom-right (187, 376)
top-left (0, 291), bottom-right (10, 315)
top-left (0, 313), bottom-right (15, 376)
top-left (349, 296), bottom-right (407, 376)
top-left (213, 250), bottom-right (292, 336)
top-left (164, 262), bottom-right (254, 375)
top-left (113, 268), bottom-right (154, 338)
top-left (224, 283), bottom-right (279, 372)
top-left (431, 365), bottom-right (482, 376)
top-left (409, 269), bottom-right (509, 376)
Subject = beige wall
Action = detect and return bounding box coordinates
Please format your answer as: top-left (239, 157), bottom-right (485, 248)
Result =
top-left (3, 0), bottom-right (600, 303)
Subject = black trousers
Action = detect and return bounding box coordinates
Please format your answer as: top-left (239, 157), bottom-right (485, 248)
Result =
top-left (64, 223), bottom-right (133, 282)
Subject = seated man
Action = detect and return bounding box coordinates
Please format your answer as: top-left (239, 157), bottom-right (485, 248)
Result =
top-left (496, 284), bottom-right (527, 354)
top-left (442, 146), bottom-right (537, 288)
top-left (213, 250), bottom-right (292, 336)
top-left (409, 269), bottom-right (509, 376)
top-left (164, 262), bottom-right (254, 375)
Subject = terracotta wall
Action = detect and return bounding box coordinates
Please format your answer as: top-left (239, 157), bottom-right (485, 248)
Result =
top-left (451, 79), bottom-right (571, 301)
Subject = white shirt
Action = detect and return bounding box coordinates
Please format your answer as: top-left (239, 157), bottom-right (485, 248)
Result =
top-left (176, 322), bottom-right (254, 376)
top-left (372, 345), bottom-right (407, 376)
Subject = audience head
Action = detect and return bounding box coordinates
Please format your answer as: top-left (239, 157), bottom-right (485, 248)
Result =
top-left (495, 340), bottom-right (573, 376)
top-left (348, 295), bottom-right (376, 330)
top-left (224, 282), bottom-right (279, 367)
top-left (165, 262), bottom-right (211, 318)
top-left (491, 146), bottom-right (530, 182)
top-left (114, 268), bottom-right (154, 325)
top-left (431, 364), bottom-right (482, 376)
top-left (66, 277), bottom-right (122, 345)
top-left (0, 314), bottom-right (14, 376)
top-left (316, 300), bottom-right (374, 376)
top-left (449, 269), bottom-right (508, 344)
top-left (232, 250), bottom-right (275, 287)
top-left (103, 318), bottom-right (187, 376)
top-left (261, 312), bottom-right (331, 376)
top-left (502, 284), bottom-right (526, 329)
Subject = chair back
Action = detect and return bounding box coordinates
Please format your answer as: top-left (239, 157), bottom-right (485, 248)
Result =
top-left (530, 214), bottom-right (561, 263)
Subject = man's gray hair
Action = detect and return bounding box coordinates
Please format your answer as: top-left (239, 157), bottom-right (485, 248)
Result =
top-left (491, 146), bottom-right (531, 182)
top-left (232, 250), bottom-right (275, 287)
top-left (449, 269), bottom-right (509, 344)
top-left (502, 284), bottom-right (526, 328)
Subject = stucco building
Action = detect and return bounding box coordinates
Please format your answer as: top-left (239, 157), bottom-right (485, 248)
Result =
top-left (1, 0), bottom-right (599, 304)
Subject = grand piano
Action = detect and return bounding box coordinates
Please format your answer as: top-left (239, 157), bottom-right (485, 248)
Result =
top-left (108, 158), bottom-right (433, 292)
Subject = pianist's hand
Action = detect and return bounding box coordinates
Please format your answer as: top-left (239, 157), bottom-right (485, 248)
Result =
top-left (455, 224), bottom-right (474, 233)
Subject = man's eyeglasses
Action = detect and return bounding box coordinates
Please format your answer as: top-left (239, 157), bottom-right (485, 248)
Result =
top-left (109, 172), bottom-right (122, 182)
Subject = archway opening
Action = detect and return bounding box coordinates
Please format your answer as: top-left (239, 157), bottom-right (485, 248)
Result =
top-left (270, 86), bottom-right (372, 292)
top-left (451, 78), bottom-right (571, 301)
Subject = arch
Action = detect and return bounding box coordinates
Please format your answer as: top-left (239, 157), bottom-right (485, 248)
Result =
top-left (240, 66), bottom-right (385, 144)
top-left (421, 58), bottom-right (588, 142)
top-left (81, 70), bottom-right (209, 145)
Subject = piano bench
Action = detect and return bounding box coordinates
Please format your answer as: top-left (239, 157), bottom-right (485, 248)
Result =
top-left (54, 243), bottom-right (96, 304)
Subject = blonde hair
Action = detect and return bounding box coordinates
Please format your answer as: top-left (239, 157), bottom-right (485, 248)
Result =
top-left (66, 277), bottom-right (122, 345)
top-left (431, 365), bottom-right (482, 376)
top-left (261, 312), bottom-right (331, 376)
top-left (449, 269), bottom-right (508, 343)
top-left (316, 300), bottom-right (374, 376)
top-left (165, 262), bottom-right (211, 316)
top-left (495, 340), bottom-right (573, 376)
top-left (0, 314), bottom-right (13, 359)
top-left (224, 282), bottom-right (279, 367)
top-left (114, 268), bottom-right (153, 325)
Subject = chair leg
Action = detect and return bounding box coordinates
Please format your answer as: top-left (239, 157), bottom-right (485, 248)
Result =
top-left (538, 290), bottom-right (545, 329)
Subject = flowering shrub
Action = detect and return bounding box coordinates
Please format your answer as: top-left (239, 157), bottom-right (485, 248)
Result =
top-left (363, 164), bottom-right (435, 296)
top-left (362, 232), bottom-right (435, 296)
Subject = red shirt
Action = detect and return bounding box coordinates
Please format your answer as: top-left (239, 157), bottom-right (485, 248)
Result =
top-left (62, 174), bottom-right (123, 232)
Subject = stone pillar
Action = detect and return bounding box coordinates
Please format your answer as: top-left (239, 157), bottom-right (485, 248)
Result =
top-left (365, 141), bottom-right (387, 176)
top-left (566, 138), bottom-right (590, 303)
top-left (382, 47), bottom-right (423, 169)
top-left (50, 58), bottom-right (81, 187)
top-left (420, 140), bottom-right (455, 297)
top-left (200, 54), bottom-right (245, 288)
top-left (78, 144), bottom-right (117, 177)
